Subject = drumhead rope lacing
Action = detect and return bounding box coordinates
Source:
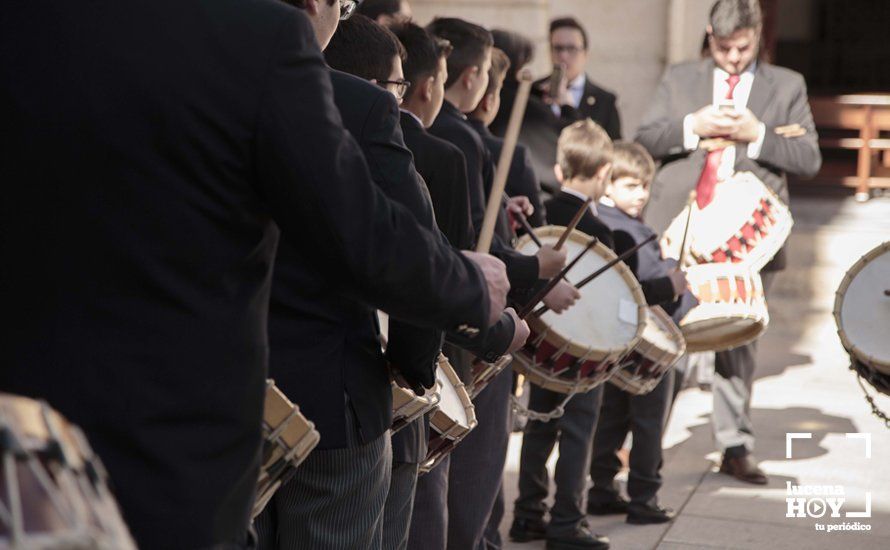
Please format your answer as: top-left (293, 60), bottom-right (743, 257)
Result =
top-left (855, 373), bottom-right (890, 429)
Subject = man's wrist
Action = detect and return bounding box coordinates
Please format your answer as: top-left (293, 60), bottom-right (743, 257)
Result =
top-left (746, 122), bottom-right (767, 159)
top-left (683, 113), bottom-right (701, 151)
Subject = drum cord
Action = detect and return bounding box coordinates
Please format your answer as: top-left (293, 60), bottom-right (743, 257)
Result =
top-left (510, 390), bottom-right (579, 423)
top-left (856, 375), bottom-right (890, 429)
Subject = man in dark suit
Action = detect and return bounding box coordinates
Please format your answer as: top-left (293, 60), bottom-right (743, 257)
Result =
top-left (492, 18), bottom-right (622, 195)
top-left (0, 1), bottom-right (510, 549)
top-left (257, 10), bottom-right (526, 550)
top-left (635, 0), bottom-right (821, 485)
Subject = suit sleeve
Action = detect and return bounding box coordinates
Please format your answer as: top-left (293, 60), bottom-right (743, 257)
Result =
top-left (447, 310), bottom-right (515, 363)
top-left (634, 66), bottom-right (687, 161)
top-left (253, 12), bottom-right (488, 336)
top-left (751, 74), bottom-right (822, 178)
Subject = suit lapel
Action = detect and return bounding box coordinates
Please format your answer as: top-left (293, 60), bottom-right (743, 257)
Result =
top-left (747, 63), bottom-right (774, 118)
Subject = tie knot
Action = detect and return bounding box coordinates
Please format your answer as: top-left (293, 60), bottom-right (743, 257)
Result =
top-left (726, 74), bottom-right (741, 99)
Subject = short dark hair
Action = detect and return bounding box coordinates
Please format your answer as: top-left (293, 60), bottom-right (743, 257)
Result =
top-left (392, 23), bottom-right (453, 102)
top-left (549, 17), bottom-right (588, 50)
top-left (357, 0), bottom-right (402, 21)
top-left (709, 0), bottom-right (762, 38)
top-left (486, 48), bottom-right (511, 95)
top-left (492, 29), bottom-right (535, 84)
top-left (277, 0), bottom-right (336, 9)
top-left (426, 18), bottom-right (493, 89)
top-left (324, 14), bottom-right (406, 82)
top-left (610, 142), bottom-right (656, 184)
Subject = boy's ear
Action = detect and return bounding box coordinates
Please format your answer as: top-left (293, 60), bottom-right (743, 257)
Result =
top-left (553, 163), bottom-right (564, 184)
top-left (481, 92), bottom-right (495, 112)
top-left (461, 66), bottom-right (479, 90)
top-left (304, 0), bottom-right (320, 16)
top-left (421, 75), bottom-right (435, 102)
top-left (597, 162), bottom-right (613, 184)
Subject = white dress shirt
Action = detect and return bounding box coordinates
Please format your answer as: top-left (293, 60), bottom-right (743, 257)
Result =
top-left (682, 63), bottom-right (766, 181)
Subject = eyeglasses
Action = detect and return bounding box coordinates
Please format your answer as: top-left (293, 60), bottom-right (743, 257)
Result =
top-left (551, 45), bottom-right (584, 55)
top-left (377, 79), bottom-right (412, 100)
top-left (339, 0), bottom-right (359, 21)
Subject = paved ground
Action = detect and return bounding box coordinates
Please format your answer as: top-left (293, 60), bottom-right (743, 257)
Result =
top-left (498, 193), bottom-right (890, 550)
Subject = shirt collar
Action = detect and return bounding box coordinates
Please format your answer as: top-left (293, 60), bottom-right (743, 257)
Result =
top-left (442, 100), bottom-right (467, 120)
top-left (400, 108), bottom-right (425, 128)
top-left (562, 186), bottom-right (598, 215)
top-left (568, 73), bottom-right (586, 91)
top-left (714, 61), bottom-right (757, 80)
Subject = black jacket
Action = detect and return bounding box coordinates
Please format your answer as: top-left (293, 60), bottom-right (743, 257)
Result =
top-left (400, 111), bottom-right (474, 249)
top-left (0, 3), bottom-right (489, 547)
top-left (492, 77), bottom-right (622, 195)
top-left (468, 118), bottom-right (546, 228)
top-left (597, 203), bottom-right (697, 322)
top-left (431, 101), bottom-right (540, 296)
top-left (544, 191), bottom-right (615, 250)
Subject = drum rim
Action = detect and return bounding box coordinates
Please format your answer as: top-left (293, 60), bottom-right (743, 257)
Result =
top-left (429, 355), bottom-right (477, 434)
top-left (517, 226), bottom-right (647, 359)
top-left (834, 241), bottom-right (890, 372)
top-left (636, 305), bottom-right (687, 361)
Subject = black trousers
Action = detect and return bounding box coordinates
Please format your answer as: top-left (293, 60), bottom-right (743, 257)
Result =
top-left (514, 384), bottom-right (603, 536)
top-left (588, 371), bottom-right (674, 506)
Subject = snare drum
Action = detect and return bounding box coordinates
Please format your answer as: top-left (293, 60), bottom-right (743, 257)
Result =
top-left (254, 380), bottom-right (321, 518)
top-left (834, 241), bottom-right (890, 396)
top-left (420, 355), bottom-right (477, 474)
top-left (680, 263), bottom-right (769, 352)
top-left (513, 226), bottom-right (646, 394)
top-left (392, 380), bottom-right (440, 434)
top-left (662, 171), bottom-right (792, 272)
top-left (0, 393), bottom-right (137, 549)
top-left (610, 306), bottom-right (686, 396)
top-left (469, 354), bottom-right (512, 399)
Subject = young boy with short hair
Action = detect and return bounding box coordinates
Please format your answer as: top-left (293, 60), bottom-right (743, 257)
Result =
top-left (512, 119), bottom-right (614, 550)
top-left (586, 142), bottom-right (696, 525)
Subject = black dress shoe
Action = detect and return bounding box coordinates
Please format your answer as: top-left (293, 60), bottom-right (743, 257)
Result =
top-left (719, 454), bottom-right (768, 485)
top-left (587, 496), bottom-right (629, 516)
top-left (545, 524), bottom-right (609, 550)
top-left (626, 502), bottom-right (675, 525)
top-left (509, 517), bottom-right (547, 542)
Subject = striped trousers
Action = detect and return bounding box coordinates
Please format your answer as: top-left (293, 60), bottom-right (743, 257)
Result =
top-left (255, 431), bottom-right (392, 550)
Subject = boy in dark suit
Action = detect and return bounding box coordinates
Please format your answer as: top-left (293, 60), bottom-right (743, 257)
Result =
top-left (512, 120), bottom-right (614, 550)
top-left (587, 142), bottom-right (694, 525)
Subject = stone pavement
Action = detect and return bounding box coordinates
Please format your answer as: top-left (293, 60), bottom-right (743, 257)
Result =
top-left (498, 194), bottom-right (890, 549)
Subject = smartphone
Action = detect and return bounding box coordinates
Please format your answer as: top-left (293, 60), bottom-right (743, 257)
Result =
top-left (548, 64), bottom-right (564, 98)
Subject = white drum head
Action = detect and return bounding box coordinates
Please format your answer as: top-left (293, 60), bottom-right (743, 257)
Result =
top-left (436, 366), bottom-right (469, 428)
top-left (692, 172), bottom-right (765, 254)
top-left (641, 307), bottom-right (682, 355)
top-left (836, 242), bottom-right (890, 373)
top-left (516, 227), bottom-right (643, 355)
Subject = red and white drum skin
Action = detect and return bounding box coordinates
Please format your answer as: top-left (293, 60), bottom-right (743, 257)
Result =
top-left (420, 355), bottom-right (477, 474)
top-left (513, 227), bottom-right (646, 394)
top-left (254, 381), bottom-right (321, 518)
top-left (610, 306), bottom-right (686, 396)
top-left (680, 263), bottom-right (769, 353)
top-left (662, 171), bottom-right (793, 272)
top-left (834, 241), bottom-right (890, 395)
top-left (0, 394), bottom-right (137, 549)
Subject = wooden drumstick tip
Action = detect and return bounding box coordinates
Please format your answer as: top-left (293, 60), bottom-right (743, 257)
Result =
top-left (517, 69), bottom-right (534, 83)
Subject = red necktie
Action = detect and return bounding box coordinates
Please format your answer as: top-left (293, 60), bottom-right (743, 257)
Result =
top-left (695, 74), bottom-right (741, 209)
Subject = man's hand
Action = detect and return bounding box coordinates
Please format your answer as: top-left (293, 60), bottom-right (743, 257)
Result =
top-left (504, 307), bottom-right (530, 354)
top-left (669, 269), bottom-right (688, 298)
top-left (506, 195), bottom-right (534, 218)
top-left (462, 250), bottom-right (510, 327)
top-left (728, 108), bottom-right (762, 143)
top-left (691, 105), bottom-right (739, 139)
top-left (542, 279), bottom-right (581, 314)
top-left (536, 245), bottom-right (567, 279)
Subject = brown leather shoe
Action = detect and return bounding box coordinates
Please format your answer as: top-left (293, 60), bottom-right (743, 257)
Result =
top-left (719, 455), bottom-right (768, 485)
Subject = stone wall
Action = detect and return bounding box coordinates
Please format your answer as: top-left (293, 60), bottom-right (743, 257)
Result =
top-left (409, 0), bottom-right (715, 135)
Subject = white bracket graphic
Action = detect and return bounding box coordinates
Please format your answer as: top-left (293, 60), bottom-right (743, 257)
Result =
top-left (786, 432), bottom-right (812, 458)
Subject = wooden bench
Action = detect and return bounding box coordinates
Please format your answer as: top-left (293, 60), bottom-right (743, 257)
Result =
top-left (810, 94), bottom-right (890, 201)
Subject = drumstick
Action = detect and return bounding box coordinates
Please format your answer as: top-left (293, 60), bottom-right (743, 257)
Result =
top-left (554, 198), bottom-right (592, 250)
top-left (518, 237), bottom-right (598, 319)
top-left (475, 71), bottom-right (534, 254)
top-left (532, 234), bottom-right (657, 317)
top-left (676, 191), bottom-right (696, 270)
